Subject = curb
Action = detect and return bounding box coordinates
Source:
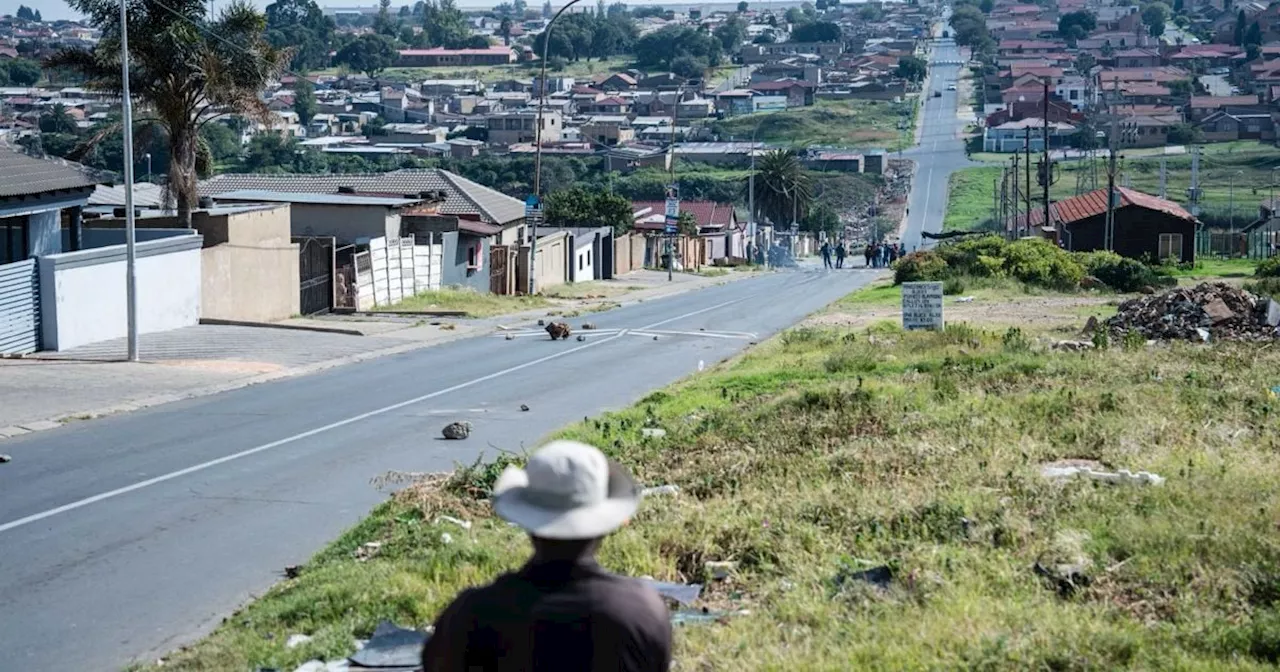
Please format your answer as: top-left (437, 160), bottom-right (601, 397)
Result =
top-left (198, 318), bottom-right (366, 337)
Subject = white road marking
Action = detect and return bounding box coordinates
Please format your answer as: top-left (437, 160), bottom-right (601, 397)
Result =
top-left (0, 297), bottom-right (747, 534)
top-left (632, 330), bottom-right (753, 340)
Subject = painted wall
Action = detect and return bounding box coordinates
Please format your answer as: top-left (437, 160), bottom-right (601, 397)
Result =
top-left (530, 231), bottom-right (568, 290)
top-left (39, 235), bottom-right (203, 351)
top-left (215, 201), bottom-right (397, 243)
top-left (63, 227), bottom-right (191, 250)
top-left (440, 231), bottom-right (489, 291)
top-left (573, 239), bottom-right (595, 282)
top-left (200, 206), bottom-right (299, 322)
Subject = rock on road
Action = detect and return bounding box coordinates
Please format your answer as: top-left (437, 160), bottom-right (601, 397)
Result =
top-left (0, 265), bottom-right (881, 671)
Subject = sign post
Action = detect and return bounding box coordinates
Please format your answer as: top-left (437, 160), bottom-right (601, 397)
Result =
top-left (664, 185), bottom-right (679, 281)
top-left (901, 281), bottom-right (944, 331)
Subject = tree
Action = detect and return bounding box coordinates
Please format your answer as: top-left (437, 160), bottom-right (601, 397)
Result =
top-left (896, 55), bottom-right (927, 82)
top-left (293, 78), bottom-right (318, 126)
top-left (815, 0), bottom-right (829, 11)
top-left (1167, 79), bottom-right (1193, 98)
top-left (421, 0), bottom-right (471, 48)
top-left (544, 187), bottom-right (634, 234)
top-left (499, 16), bottom-right (513, 46)
top-left (670, 55), bottom-right (706, 78)
top-left (790, 21), bottom-right (841, 42)
top-left (335, 33), bottom-right (398, 78)
top-left (1246, 21), bottom-right (1262, 47)
top-left (1141, 2), bottom-right (1169, 38)
top-left (48, 0), bottom-right (289, 227)
top-left (750, 149), bottom-right (811, 227)
top-left (753, 31), bottom-right (776, 44)
top-left (1235, 9), bottom-right (1247, 46)
top-left (1057, 11), bottom-right (1096, 40)
top-left (800, 202), bottom-right (840, 235)
top-left (713, 14), bottom-right (747, 52)
top-left (857, 4), bottom-right (883, 21)
top-left (979, 0), bottom-right (993, 12)
top-left (265, 0), bottom-right (336, 72)
top-left (200, 122), bottom-right (241, 163)
top-left (949, 6), bottom-right (989, 47)
top-left (15, 5), bottom-right (39, 21)
top-left (39, 103), bottom-right (78, 134)
top-left (737, 0), bottom-right (748, 11)
top-left (1247, 42), bottom-right (1262, 62)
top-left (1167, 122), bottom-right (1202, 144)
top-left (1075, 52), bottom-right (1096, 74)
top-left (5, 58), bottom-right (41, 85)
top-left (784, 7), bottom-right (804, 23)
top-left (634, 25), bottom-right (722, 71)
top-left (374, 0), bottom-right (397, 36)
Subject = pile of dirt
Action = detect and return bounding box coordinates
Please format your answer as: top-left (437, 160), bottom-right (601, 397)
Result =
top-left (1104, 282), bottom-right (1280, 342)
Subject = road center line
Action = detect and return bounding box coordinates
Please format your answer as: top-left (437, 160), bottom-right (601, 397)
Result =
top-left (0, 297), bottom-right (747, 534)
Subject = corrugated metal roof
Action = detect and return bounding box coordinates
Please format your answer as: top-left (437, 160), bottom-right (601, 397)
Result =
top-left (1018, 187), bottom-right (1196, 229)
top-left (212, 190), bottom-right (423, 207)
top-left (0, 146), bottom-right (99, 199)
top-left (198, 168), bottom-right (525, 224)
top-left (89, 182), bottom-right (165, 207)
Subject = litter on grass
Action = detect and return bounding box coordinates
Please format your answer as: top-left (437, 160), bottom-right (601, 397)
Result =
top-left (348, 621), bottom-right (428, 669)
top-left (641, 579), bottom-right (702, 606)
top-left (1040, 464), bottom-right (1165, 486)
top-left (642, 484), bottom-right (681, 497)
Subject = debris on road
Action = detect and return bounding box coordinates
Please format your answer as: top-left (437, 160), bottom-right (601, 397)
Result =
top-left (441, 421), bottom-right (472, 440)
top-left (652, 335), bottom-right (659, 341)
top-left (581, 322), bottom-right (597, 330)
top-left (1106, 283), bottom-right (1280, 342)
top-left (0, 454), bottom-right (10, 464)
top-left (537, 319), bottom-right (545, 326)
top-left (520, 404), bottom-right (530, 412)
top-left (348, 621), bottom-right (428, 669)
top-left (285, 633), bottom-right (312, 649)
top-left (284, 565), bottom-right (301, 579)
top-left (576, 335), bottom-right (586, 342)
top-left (545, 321), bottom-right (571, 340)
top-left (505, 334), bottom-right (514, 341)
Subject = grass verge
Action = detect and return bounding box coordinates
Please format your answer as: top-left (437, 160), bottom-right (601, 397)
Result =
top-left (145, 286), bottom-right (1280, 671)
top-left (943, 166), bottom-right (1002, 231)
top-left (385, 288), bottom-right (549, 317)
top-left (711, 99), bottom-right (916, 150)
top-left (542, 282), bottom-right (646, 299)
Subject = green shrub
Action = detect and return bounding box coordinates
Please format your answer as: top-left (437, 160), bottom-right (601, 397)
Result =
top-left (936, 235), bottom-right (1009, 276)
top-left (1245, 277), bottom-right (1280, 299)
top-left (893, 251), bottom-right (948, 284)
top-left (942, 277), bottom-right (966, 295)
top-left (1001, 239), bottom-right (1085, 290)
top-left (1075, 250), bottom-right (1158, 292)
top-left (1256, 257), bottom-right (1280, 278)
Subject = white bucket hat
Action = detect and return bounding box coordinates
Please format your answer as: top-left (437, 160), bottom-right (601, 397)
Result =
top-left (492, 440), bottom-right (641, 540)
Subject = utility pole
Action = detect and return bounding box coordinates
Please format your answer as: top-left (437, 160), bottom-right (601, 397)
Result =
top-left (1011, 152), bottom-right (1021, 237)
top-left (1042, 77), bottom-right (1052, 236)
top-left (666, 84), bottom-right (681, 281)
top-left (1189, 144), bottom-right (1201, 216)
top-left (1159, 157), bottom-right (1167, 199)
top-left (1024, 126), bottom-right (1032, 235)
top-left (120, 0), bottom-right (139, 361)
top-left (1104, 77), bottom-right (1120, 252)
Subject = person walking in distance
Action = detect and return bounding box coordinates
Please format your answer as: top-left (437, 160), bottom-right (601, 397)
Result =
top-left (835, 241), bottom-right (846, 269)
top-left (422, 441), bottom-right (672, 672)
top-left (864, 243), bottom-right (873, 268)
top-left (820, 240), bottom-right (833, 269)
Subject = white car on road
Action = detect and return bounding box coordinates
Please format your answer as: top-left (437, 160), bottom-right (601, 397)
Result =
top-left (946, 83), bottom-right (957, 90)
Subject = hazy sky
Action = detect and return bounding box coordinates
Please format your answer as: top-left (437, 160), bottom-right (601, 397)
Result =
top-left (3, 0), bottom-right (747, 23)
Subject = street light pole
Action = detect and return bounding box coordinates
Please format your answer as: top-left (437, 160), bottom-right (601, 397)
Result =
top-left (119, 0), bottom-right (139, 362)
top-left (1230, 170), bottom-right (1242, 235)
top-left (529, 0), bottom-right (585, 295)
top-left (145, 152), bottom-right (151, 183)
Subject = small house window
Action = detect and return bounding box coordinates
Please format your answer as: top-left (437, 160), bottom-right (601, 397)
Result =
top-left (1158, 233), bottom-right (1183, 260)
top-left (468, 244), bottom-right (483, 271)
top-left (579, 254), bottom-right (584, 271)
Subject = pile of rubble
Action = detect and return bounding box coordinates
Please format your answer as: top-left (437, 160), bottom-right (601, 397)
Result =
top-left (1104, 282), bottom-right (1280, 342)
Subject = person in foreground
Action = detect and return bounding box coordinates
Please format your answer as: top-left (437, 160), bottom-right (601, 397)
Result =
top-left (422, 440), bottom-right (673, 672)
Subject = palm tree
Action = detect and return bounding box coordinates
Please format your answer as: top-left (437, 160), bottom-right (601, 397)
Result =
top-left (749, 148), bottom-right (812, 228)
top-left (39, 103), bottom-right (79, 135)
top-left (46, 0), bottom-right (288, 227)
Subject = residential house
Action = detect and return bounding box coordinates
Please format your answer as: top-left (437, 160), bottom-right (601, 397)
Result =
top-left (631, 199), bottom-right (743, 260)
top-left (603, 145), bottom-right (670, 174)
top-left (485, 109), bottom-right (562, 146)
top-left (596, 72), bottom-right (638, 91)
top-left (1197, 109), bottom-right (1277, 142)
top-left (749, 80), bottom-right (817, 107)
top-left (741, 41), bottom-right (844, 65)
top-left (1113, 48), bottom-right (1161, 69)
top-left (581, 116), bottom-right (635, 146)
top-left (1188, 95), bottom-right (1262, 121)
top-left (983, 117), bottom-right (1077, 152)
top-left (1021, 187), bottom-right (1197, 263)
top-left (579, 95), bottom-right (631, 116)
top-left (209, 191), bottom-right (423, 243)
top-left (396, 46), bottom-right (516, 67)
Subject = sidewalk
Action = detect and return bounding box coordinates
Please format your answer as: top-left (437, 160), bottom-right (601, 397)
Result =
top-left (0, 268), bottom-right (760, 438)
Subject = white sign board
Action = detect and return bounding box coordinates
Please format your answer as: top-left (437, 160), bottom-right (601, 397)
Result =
top-left (902, 281), bottom-right (944, 331)
top-left (665, 197), bottom-right (679, 219)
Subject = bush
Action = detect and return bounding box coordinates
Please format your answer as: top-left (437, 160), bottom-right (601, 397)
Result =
top-left (1075, 250), bottom-right (1158, 292)
top-left (893, 251), bottom-right (948, 284)
top-left (1245, 277), bottom-right (1280, 299)
top-left (935, 235), bottom-right (1009, 277)
top-left (1001, 238), bottom-right (1085, 290)
top-left (943, 277), bottom-right (966, 295)
top-left (1256, 257), bottom-right (1280, 278)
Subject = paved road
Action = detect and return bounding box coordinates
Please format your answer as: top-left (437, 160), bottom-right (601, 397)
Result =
top-left (901, 30), bottom-right (976, 250)
top-left (0, 265), bottom-right (883, 671)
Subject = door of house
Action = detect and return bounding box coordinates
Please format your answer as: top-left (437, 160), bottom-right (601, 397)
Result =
top-left (294, 236), bottom-right (335, 315)
top-left (0, 259), bottom-right (40, 354)
top-left (490, 244), bottom-right (515, 295)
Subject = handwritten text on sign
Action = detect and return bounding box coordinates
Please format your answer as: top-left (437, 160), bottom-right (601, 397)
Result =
top-left (902, 281), bottom-right (944, 331)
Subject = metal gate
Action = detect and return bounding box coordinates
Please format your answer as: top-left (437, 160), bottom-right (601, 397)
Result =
top-left (490, 244), bottom-right (517, 295)
top-left (294, 236), bottom-right (335, 316)
top-left (0, 259), bottom-right (40, 354)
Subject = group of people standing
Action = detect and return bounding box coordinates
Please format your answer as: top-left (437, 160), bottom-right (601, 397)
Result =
top-left (820, 240), bottom-right (906, 269)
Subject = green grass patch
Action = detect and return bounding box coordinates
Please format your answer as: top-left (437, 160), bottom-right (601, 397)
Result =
top-left (943, 166), bottom-right (1002, 232)
top-left (147, 282), bottom-right (1280, 671)
top-left (541, 282), bottom-right (645, 299)
top-left (384, 288), bottom-right (548, 317)
top-left (712, 99), bottom-right (916, 150)
top-left (1158, 258), bottom-right (1259, 279)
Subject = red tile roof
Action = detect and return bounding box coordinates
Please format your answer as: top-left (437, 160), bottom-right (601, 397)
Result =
top-left (1020, 187), bottom-right (1195, 228)
top-left (1190, 95), bottom-right (1260, 108)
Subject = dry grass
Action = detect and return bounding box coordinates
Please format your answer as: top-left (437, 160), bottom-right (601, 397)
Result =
top-left (385, 288), bottom-right (549, 318)
top-left (141, 286), bottom-right (1280, 672)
